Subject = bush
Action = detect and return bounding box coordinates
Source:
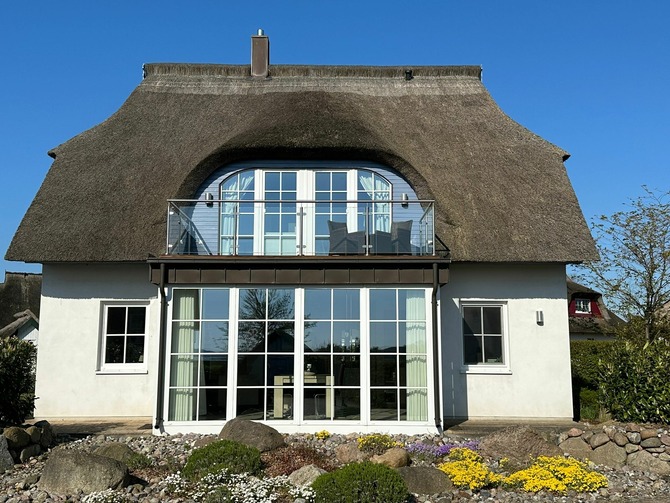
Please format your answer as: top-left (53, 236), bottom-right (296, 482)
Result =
top-left (437, 448), bottom-right (502, 491)
top-left (599, 338), bottom-right (670, 423)
top-left (0, 337), bottom-right (37, 426)
top-left (356, 433), bottom-right (401, 455)
top-left (311, 461), bottom-right (409, 503)
top-left (504, 456), bottom-right (607, 493)
top-left (182, 440), bottom-right (261, 481)
top-left (570, 340), bottom-right (612, 421)
top-left (578, 388), bottom-right (600, 422)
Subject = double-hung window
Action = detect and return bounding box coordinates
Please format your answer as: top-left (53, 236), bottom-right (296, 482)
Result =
top-left (461, 302), bottom-right (508, 371)
top-left (100, 304), bottom-right (148, 372)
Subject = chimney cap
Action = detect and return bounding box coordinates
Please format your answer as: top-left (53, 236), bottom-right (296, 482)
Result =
top-left (256, 28), bottom-right (265, 37)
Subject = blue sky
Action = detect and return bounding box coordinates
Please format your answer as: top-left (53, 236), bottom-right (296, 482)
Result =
top-left (1, 1), bottom-right (668, 275)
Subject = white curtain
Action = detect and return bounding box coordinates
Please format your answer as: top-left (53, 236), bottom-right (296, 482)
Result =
top-left (168, 290), bottom-right (198, 421)
top-left (405, 290), bottom-right (427, 421)
top-left (358, 172), bottom-right (390, 232)
top-left (221, 171), bottom-right (254, 254)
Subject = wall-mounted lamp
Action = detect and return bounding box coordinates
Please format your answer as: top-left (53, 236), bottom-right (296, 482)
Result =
top-left (536, 310), bottom-right (544, 326)
top-left (401, 193), bottom-right (409, 208)
top-left (205, 192), bottom-right (214, 207)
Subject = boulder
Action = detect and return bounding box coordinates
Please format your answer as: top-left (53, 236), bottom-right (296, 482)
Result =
top-left (34, 421), bottom-right (54, 448)
top-left (25, 426), bottom-right (41, 444)
top-left (371, 447), bottom-right (409, 468)
top-left (289, 464), bottom-right (326, 486)
top-left (19, 444), bottom-right (41, 463)
top-left (559, 437), bottom-right (593, 461)
top-left (3, 427), bottom-right (30, 450)
top-left (589, 432), bottom-right (610, 449)
top-left (38, 451), bottom-right (129, 495)
top-left (627, 450), bottom-right (670, 475)
top-left (590, 442), bottom-right (627, 468)
top-left (639, 429), bottom-right (658, 441)
top-left (397, 466), bottom-right (453, 495)
top-left (478, 426), bottom-right (562, 469)
top-left (627, 432), bottom-right (641, 444)
top-left (640, 437), bottom-right (662, 448)
top-left (335, 443), bottom-right (368, 464)
top-left (93, 442), bottom-right (136, 463)
top-left (0, 435), bottom-right (14, 471)
top-left (218, 418), bottom-right (284, 452)
top-left (612, 432), bottom-right (628, 447)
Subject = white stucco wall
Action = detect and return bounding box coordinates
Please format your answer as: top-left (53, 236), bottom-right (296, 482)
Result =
top-left (441, 263), bottom-right (573, 421)
top-left (35, 264), bottom-right (159, 417)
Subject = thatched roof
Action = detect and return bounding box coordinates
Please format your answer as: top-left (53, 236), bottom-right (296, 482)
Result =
top-left (6, 63), bottom-right (597, 263)
top-left (0, 272), bottom-right (41, 328)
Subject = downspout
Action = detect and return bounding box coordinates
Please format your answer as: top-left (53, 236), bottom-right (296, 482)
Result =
top-left (154, 263), bottom-right (168, 431)
top-left (432, 262), bottom-right (442, 431)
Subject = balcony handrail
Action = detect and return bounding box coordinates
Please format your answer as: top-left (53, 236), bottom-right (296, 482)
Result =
top-left (167, 201), bottom-right (214, 255)
top-left (168, 198), bottom-right (436, 204)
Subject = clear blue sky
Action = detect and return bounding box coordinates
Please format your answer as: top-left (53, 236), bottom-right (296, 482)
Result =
top-left (1, 1), bottom-right (668, 275)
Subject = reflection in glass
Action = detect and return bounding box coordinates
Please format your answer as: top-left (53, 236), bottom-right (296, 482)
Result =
top-left (238, 321), bottom-right (265, 352)
top-left (370, 290), bottom-right (396, 320)
top-left (333, 290), bottom-right (359, 320)
top-left (370, 322), bottom-right (396, 352)
top-left (236, 389), bottom-right (264, 420)
top-left (237, 355), bottom-right (265, 386)
top-left (370, 389), bottom-right (397, 420)
top-left (304, 289), bottom-right (331, 320)
top-left (200, 355), bottom-right (227, 386)
top-left (201, 321), bottom-right (228, 353)
top-left (202, 289), bottom-right (229, 320)
top-left (304, 322), bottom-right (331, 352)
top-left (370, 355), bottom-right (397, 386)
top-left (199, 389), bottom-right (227, 420)
top-left (333, 355), bottom-right (360, 386)
top-left (334, 389), bottom-right (360, 420)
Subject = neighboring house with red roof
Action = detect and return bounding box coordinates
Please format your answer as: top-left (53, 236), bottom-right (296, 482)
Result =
top-left (5, 33), bottom-right (596, 434)
top-left (567, 279), bottom-right (624, 341)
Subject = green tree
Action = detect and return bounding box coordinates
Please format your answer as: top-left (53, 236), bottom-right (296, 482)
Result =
top-left (578, 188), bottom-right (670, 343)
top-left (0, 337), bottom-right (37, 425)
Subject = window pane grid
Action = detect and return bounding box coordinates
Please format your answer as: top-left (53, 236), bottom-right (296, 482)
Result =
top-left (462, 305), bottom-right (504, 365)
top-left (103, 305), bottom-right (146, 366)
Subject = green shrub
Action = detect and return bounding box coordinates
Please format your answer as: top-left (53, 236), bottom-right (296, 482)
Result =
top-left (578, 388), bottom-right (600, 422)
top-left (599, 339), bottom-right (670, 423)
top-left (570, 340), bottom-right (612, 389)
top-left (182, 440), bottom-right (261, 481)
top-left (126, 452), bottom-right (153, 470)
top-left (311, 461), bottom-right (409, 503)
top-left (0, 337), bottom-right (37, 426)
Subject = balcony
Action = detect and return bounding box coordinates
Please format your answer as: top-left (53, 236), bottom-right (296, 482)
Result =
top-left (166, 198), bottom-right (435, 257)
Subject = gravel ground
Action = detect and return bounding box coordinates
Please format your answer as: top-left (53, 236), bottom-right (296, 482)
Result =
top-left (1, 432), bottom-right (670, 502)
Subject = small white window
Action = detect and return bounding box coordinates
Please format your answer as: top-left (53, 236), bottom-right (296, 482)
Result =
top-left (575, 298), bottom-right (591, 314)
top-left (100, 304), bottom-right (148, 373)
top-left (460, 302), bottom-right (510, 374)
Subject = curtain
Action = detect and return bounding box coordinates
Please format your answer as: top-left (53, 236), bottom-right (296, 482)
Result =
top-left (168, 290), bottom-right (198, 421)
top-left (405, 290), bottom-right (427, 421)
top-left (357, 172), bottom-right (390, 233)
top-left (221, 172), bottom-right (254, 254)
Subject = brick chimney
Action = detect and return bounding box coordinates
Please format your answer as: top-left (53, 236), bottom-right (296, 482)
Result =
top-left (251, 29), bottom-right (269, 78)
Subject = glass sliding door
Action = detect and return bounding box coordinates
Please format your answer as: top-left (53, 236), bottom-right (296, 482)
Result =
top-left (303, 288), bottom-right (361, 420)
top-left (369, 289), bottom-right (428, 421)
top-left (236, 288), bottom-right (295, 420)
top-left (169, 288), bottom-right (229, 421)
top-left (264, 172), bottom-right (297, 255)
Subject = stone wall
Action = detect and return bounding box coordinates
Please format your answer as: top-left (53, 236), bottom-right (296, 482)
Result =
top-left (0, 421), bottom-right (54, 469)
top-left (558, 423), bottom-right (670, 474)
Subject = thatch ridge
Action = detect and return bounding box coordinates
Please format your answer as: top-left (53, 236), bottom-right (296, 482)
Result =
top-left (6, 62), bottom-right (597, 264)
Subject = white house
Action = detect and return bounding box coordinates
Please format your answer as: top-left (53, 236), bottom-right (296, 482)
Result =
top-left (6, 33), bottom-right (597, 434)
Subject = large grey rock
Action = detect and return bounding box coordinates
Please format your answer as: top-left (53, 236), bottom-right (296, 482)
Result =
top-left (559, 437), bottom-right (593, 461)
top-left (371, 447), bottom-right (409, 468)
top-left (34, 421), bottom-right (54, 449)
top-left (639, 429), bottom-right (658, 441)
top-left (335, 443), bottom-right (368, 464)
top-left (93, 442), bottom-right (136, 463)
top-left (38, 450), bottom-right (129, 495)
top-left (478, 426), bottom-right (562, 469)
top-left (397, 466), bottom-right (453, 495)
top-left (640, 437), bottom-right (662, 448)
top-left (627, 432), bottom-right (641, 444)
top-left (627, 450), bottom-right (670, 475)
top-left (0, 435), bottom-right (14, 471)
top-left (3, 427), bottom-right (30, 450)
top-left (613, 432), bottom-right (628, 447)
top-left (589, 432), bottom-right (610, 449)
top-left (19, 444), bottom-right (41, 463)
top-left (626, 451), bottom-right (670, 475)
top-left (289, 464), bottom-right (326, 486)
top-left (590, 442), bottom-right (627, 468)
top-left (218, 418), bottom-right (284, 452)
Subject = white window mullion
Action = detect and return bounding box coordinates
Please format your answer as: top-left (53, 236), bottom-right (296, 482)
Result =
top-left (359, 287), bottom-right (370, 425)
top-left (294, 288), bottom-right (305, 424)
top-left (228, 288), bottom-right (240, 421)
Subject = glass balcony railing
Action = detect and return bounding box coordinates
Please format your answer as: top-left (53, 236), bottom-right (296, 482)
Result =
top-left (166, 198), bottom-right (435, 257)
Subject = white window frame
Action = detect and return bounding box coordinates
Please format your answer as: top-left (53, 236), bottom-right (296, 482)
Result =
top-left (574, 298), bottom-right (592, 314)
top-left (459, 300), bottom-right (511, 375)
top-left (97, 302), bottom-right (149, 374)
top-left (164, 286), bottom-right (434, 428)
